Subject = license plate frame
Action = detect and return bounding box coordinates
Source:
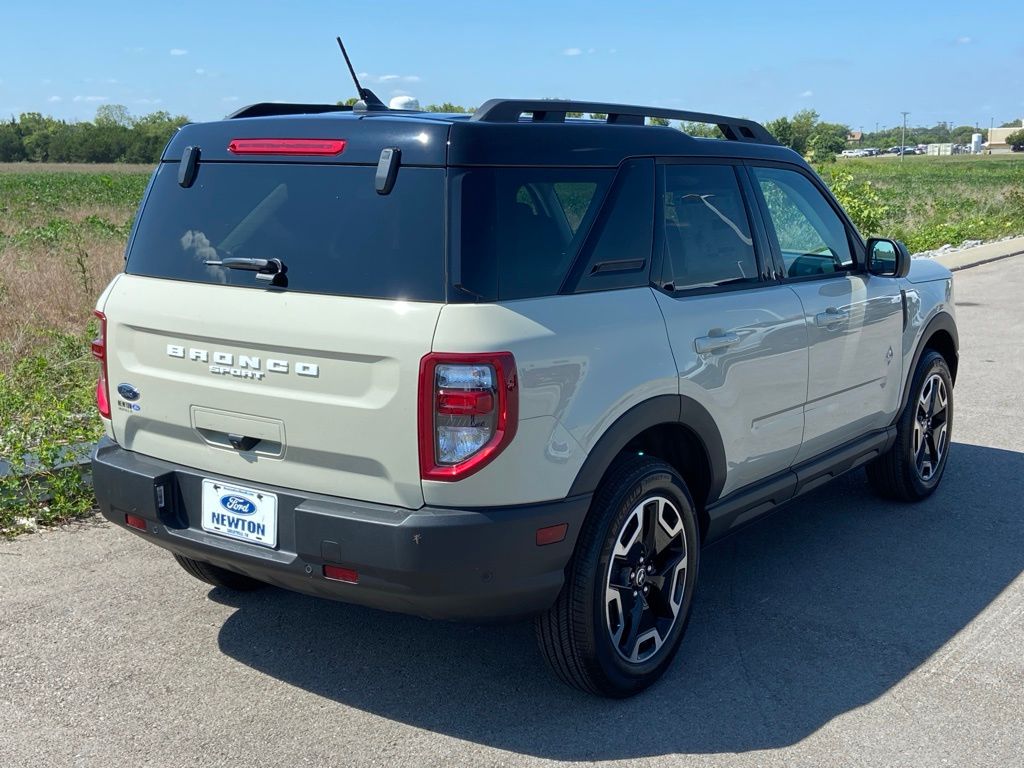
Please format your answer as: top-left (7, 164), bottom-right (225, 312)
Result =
top-left (200, 479), bottom-right (278, 549)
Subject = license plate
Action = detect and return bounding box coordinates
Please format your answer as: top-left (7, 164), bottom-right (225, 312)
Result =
top-left (201, 479), bottom-right (278, 548)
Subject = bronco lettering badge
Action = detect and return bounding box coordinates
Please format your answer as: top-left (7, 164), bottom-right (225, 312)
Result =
top-left (166, 344), bottom-right (319, 381)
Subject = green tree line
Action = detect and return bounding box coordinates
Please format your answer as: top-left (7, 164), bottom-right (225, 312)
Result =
top-left (0, 101), bottom-right (1008, 164)
top-left (0, 105), bottom-right (188, 163)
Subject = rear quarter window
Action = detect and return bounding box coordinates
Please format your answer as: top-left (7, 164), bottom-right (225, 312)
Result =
top-left (454, 167), bottom-right (612, 301)
top-left (126, 162), bottom-right (446, 301)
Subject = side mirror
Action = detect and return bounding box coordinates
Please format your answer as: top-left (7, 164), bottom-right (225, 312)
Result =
top-left (866, 237), bottom-right (910, 278)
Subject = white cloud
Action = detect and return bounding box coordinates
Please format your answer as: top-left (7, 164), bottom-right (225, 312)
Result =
top-left (222, 96), bottom-right (239, 102)
top-left (135, 98), bottom-right (162, 105)
top-left (563, 47), bottom-right (582, 56)
top-left (47, 95), bottom-right (62, 102)
top-left (195, 68), bottom-right (205, 75)
top-left (105, 78), bottom-right (118, 84)
top-left (169, 48), bottom-right (188, 56)
top-left (587, 47), bottom-right (596, 54)
top-left (799, 89), bottom-right (814, 98)
top-left (125, 46), bottom-right (145, 54)
top-left (73, 95), bottom-right (107, 102)
top-left (609, 48), bottom-right (617, 54)
top-left (358, 72), bottom-right (421, 84)
top-left (955, 36), bottom-right (972, 45)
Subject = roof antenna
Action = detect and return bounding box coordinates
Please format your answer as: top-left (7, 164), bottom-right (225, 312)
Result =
top-left (336, 36), bottom-right (387, 112)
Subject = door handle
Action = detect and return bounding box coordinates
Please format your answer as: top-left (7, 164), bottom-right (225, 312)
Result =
top-left (694, 331), bottom-right (741, 354)
top-left (815, 307), bottom-right (850, 328)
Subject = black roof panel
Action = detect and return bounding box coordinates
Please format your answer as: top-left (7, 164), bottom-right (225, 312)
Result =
top-left (162, 100), bottom-right (805, 169)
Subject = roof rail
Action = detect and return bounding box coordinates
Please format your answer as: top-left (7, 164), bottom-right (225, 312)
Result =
top-left (227, 103), bottom-right (353, 120)
top-left (471, 99), bottom-right (778, 145)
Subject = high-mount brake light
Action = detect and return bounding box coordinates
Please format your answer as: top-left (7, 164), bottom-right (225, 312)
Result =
top-left (91, 310), bottom-right (110, 419)
top-left (226, 138), bottom-right (347, 156)
top-left (418, 352), bottom-right (518, 481)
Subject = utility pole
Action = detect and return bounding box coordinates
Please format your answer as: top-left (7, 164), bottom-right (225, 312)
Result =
top-left (900, 111), bottom-right (910, 161)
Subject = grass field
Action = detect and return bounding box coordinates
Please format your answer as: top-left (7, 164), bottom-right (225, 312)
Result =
top-left (0, 164), bottom-right (151, 532)
top-left (0, 155), bottom-right (1022, 533)
top-left (824, 153), bottom-right (1024, 252)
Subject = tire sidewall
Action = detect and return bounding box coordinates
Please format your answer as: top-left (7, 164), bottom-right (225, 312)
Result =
top-left (584, 461), bottom-right (700, 695)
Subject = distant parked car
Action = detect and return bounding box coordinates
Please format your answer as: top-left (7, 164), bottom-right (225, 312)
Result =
top-left (840, 149), bottom-right (859, 157)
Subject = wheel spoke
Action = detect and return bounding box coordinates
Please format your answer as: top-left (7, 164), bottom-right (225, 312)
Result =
top-left (621, 591), bottom-right (646, 657)
top-left (642, 500), bottom-right (658, 554)
top-left (927, 432), bottom-right (939, 464)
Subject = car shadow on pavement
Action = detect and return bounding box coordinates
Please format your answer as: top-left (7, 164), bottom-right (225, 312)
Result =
top-left (213, 442), bottom-right (1023, 760)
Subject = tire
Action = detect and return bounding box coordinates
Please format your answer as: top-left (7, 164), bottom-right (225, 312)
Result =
top-left (536, 456), bottom-right (700, 697)
top-left (867, 349), bottom-right (953, 501)
top-left (172, 554), bottom-right (265, 591)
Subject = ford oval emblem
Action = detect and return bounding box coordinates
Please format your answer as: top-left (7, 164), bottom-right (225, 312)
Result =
top-left (220, 495), bottom-right (257, 515)
top-left (117, 383), bottom-right (141, 401)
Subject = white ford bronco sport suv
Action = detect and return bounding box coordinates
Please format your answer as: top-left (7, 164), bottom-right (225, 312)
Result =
top-left (92, 98), bottom-right (958, 697)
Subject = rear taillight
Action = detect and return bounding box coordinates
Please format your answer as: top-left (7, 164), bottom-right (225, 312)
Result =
top-left (91, 310), bottom-right (110, 419)
top-left (418, 352), bottom-right (518, 481)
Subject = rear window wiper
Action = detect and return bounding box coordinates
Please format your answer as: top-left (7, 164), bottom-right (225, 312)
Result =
top-left (205, 257), bottom-right (287, 283)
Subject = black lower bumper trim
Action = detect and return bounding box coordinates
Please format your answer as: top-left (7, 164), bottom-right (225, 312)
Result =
top-left (91, 437), bottom-right (590, 620)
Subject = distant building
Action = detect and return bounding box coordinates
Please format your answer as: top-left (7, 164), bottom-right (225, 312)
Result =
top-left (987, 120), bottom-right (1023, 152)
top-left (847, 130), bottom-right (863, 143)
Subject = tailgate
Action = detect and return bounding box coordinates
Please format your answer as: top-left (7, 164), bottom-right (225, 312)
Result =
top-left (103, 275), bottom-right (439, 508)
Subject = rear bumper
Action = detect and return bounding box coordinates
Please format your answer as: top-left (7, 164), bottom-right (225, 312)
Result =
top-left (91, 437), bottom-right (589, 620)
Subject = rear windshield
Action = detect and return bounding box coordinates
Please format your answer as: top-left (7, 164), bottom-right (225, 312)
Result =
top-left (453, 167), bottom-right (613, 300)
top-left (127, 162), bottom-right (446, 301)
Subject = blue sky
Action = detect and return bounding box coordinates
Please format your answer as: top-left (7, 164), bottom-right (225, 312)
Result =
top-left (2, 0), bottom-right (1022, 130)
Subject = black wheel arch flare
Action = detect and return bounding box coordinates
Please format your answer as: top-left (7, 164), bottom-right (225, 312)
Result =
top-left (898, 311), bottom-right (959, 420)
top-left (567, 395), bottom-right (728, 505)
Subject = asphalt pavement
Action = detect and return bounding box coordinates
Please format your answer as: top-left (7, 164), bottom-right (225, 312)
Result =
top-left (2, 257), bottom-right (1022, 768)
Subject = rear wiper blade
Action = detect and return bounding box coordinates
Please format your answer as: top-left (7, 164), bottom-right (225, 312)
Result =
top-left (205, 257), bottom-right (287, 282)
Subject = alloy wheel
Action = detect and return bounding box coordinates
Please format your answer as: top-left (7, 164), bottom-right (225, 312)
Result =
top-left (604, 496), bottom-right (689, 663)
top-left (913, 373), bottom-right (949, 481)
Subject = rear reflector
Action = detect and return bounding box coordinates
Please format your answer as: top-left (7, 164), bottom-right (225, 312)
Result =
top-left (125, 514), bottom-right (147, 532)
top-left (227, 138), bottom-right (346, 156)
top-left (536, 523), bottom-right (568, 546)
top-left (323, 565), bottom-right (359, 584)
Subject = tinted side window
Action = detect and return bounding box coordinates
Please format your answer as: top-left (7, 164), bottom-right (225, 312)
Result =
top-left (457, 168), bottom-right (611, 300)
top-left (659, 164), bottom-right (759, 292)
top-left (752, 166), bottom-right (854, 278)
